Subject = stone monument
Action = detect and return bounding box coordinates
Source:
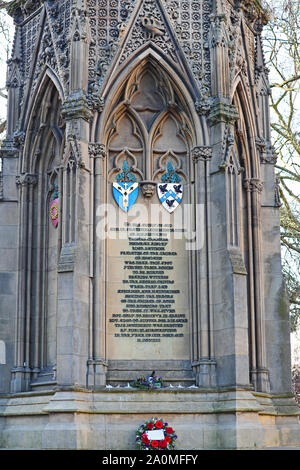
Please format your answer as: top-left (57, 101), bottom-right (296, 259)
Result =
top-left (0, 0), bottom-right (300, 450)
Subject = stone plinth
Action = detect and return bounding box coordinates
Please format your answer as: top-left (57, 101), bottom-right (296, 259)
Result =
top-left (0, 388), bottom-right (300, 450)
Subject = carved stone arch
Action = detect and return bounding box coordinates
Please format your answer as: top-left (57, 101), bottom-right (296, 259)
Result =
top-left (94, 48), bottom-right (206, 146)
top-left (103, 41), bottom-right (198, 100)
top-left (22, 71), bottom-right (64, 174)
top-left (89, 50), bottom-right (214, 388)
top-left (150, 107), bottom-right (195, 151)
top-left (232, 79), bottom-right (260, 179)
top-left (105, 107), bottom-right (146, 184)
top-left (231, 80), bottom-right (268, 392)
top-left (32, 122), bottom-right (63, 176)
top-left (105, 104), bottom-right (146, 152)
top-left (22, 68), bottom-right (64, 140)
top-left (12, 73), bottom-right (65, 392)
top-left (150, 110), bottom-right (191, 184)
top-left (123, 61), bottom-right (172, 110)
top-left (101, 56), bottom-right (197, 187)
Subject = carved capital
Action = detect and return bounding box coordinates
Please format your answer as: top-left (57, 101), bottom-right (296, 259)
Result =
top-left (87, 358), bottom-right (108, 368)
top-left (0, 138), bottom-right (19, 158)
top-left (62, 91), bottom-right (93, 122)
top-left (16, 173), bottom-right (38, 187)
top-left (88, 143), bottom-right (107, 159)
top-left (208, 99), bottom-right (239, 124)
top-left (274, 177), bottom-right (282, 208)
top-left (13, 130), bottom-right (25, 149)
top-left (192, 146), bottom-right (213, 163)
top-left (244, 178), bottom-right (263, 193)
top-left (261, 144), bottom-right (278, 165)
top-left (255, 136), bottom-right (266, 154)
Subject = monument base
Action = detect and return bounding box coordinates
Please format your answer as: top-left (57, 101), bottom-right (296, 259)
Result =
top-left (1, 388), bottom-right (300, 450)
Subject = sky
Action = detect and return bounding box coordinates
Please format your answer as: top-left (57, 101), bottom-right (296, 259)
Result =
top-left (0, 10), bottom-right (14, 134)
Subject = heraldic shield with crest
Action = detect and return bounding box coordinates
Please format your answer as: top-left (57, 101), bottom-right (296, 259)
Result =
top-left (113, 160), bottom-right (139, 213)
top-left (157, 161), bottom-right (183, 213)
top-left (49, 184), bottom-right (59, 228)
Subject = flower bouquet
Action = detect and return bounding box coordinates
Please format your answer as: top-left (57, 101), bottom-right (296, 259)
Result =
top-left (136, 417), bottom-right (177, 450)
top-left (131, 372), bottom-right (164, 390)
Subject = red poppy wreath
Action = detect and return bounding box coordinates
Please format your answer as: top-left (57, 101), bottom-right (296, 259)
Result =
top-left (136, 418), bottom-right (177, 450)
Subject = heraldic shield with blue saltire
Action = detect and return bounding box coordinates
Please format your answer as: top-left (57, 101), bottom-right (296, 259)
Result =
top-left (112, 160), bottom-right (139, 212)
top-left (157, 161), bottom-right (183, 213)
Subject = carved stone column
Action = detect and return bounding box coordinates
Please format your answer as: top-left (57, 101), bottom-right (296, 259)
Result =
top-left (56, 0), bottom-right (94, 390)
top-left (87, 143), bottom-right (108, 388)
top-left (191, 146), bottom-right (216, 387)
top-left (11, 173), bottom-right (38, 393)
top-left (244, 178), bottom-right (270, 393)
top-left (208, 93), bottom-right (251, 388)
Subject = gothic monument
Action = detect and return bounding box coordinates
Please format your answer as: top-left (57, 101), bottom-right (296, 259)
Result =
top-left (0, 0), bottom-right (300, 450)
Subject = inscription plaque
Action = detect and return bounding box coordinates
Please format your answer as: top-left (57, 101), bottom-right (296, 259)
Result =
top-left (107, 222), bottom-right (190, 361)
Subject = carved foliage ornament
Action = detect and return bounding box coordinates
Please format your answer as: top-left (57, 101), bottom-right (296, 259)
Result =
top-left (24, 1), bottom-right (72, 97)
top-left (88, 143), bottom-right (106, 159)
top-left (119, 0), bottom-right (178, 65)
top-left (244, 178), bottom-right (263, 193)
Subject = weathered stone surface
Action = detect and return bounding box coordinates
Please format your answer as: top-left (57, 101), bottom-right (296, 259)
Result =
top-left (0, 390), bottom-right (299, 450)
top-left (0, 0), bottom-right (299, 450)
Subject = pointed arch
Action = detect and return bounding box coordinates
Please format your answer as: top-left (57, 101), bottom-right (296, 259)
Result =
top-left (14, 70), bottom-right (65, 390)
top-left (90, 50), bottom-right (208, 386)
top-left (23, 67), bottom-right (64, 132)
top-left (230, 77), bottom-right (267, 391)
top-left (22, 70), bottom-right (65, 174)
top-left (231, 77), bottom-right (260, 179)
top-left (92, 48), bottom-right (207, 146)
top-left (97, 56), bottom-right (198, 190)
